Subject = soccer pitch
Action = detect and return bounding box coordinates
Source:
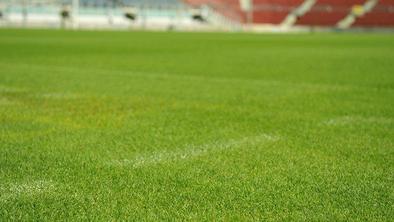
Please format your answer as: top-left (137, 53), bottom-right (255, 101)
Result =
top-left (0, 29), bottom-right (393, 220)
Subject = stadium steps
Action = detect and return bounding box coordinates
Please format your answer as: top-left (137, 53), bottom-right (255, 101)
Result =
top-left (295, 0), bottom-right (367, 26)
top-left (281, 0), bottom-right (316, 27)
top-left (352, 0), bottom-right (394, 27)
top-left (337, 0), bottom-right (378, 29)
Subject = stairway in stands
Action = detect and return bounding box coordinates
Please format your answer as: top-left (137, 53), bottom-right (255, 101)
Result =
top-left (353, 0), bottom-right (394, 27)
top-left (295, 0), bottom-right (366, 26)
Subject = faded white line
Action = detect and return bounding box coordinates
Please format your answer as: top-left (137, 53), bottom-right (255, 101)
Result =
top-left (0, 97), bottom-right (16, 106)
top-left (109, 134), bottom-right (280, 168)
top-left (0, 180), bottom-right (55, 201)
top-left (324, 116), bottom-right (393, 126)
top-left (0, 85), bottom-right (25, 93)
top-left (37, 93), bottom-right (82, 100)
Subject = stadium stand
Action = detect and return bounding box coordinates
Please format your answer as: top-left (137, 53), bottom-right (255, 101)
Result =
top-left (1, 0), bottom-right (393, 29)
top-left (184, 0), bottom-right (394, 27)
top-left (184, 0), bottom-right (245, 22)
top-left (76, 0), bottom-right (183, 7)
top-left (2, 0), bottom-right (197, 29)
top-left (295, 0), bottom-right (366, 26)
top-left (353, 0), bottom-right (394, 27)
top-left (252, 0), bottom-right (304, 24)
top-left (185, 0), bottom-right (306, 24)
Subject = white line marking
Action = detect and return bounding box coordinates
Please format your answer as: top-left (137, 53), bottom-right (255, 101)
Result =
top-left (0, 85), bottom-right (25, 93)
top-left (324, 116), bottom-right (393, 126)
top-left (0, 97), bottom-right (16, 106)
top-left (0, 180), bottom-right (55, 201)
top-left (109, 134), bottom-right (280, 168)
top-left (38, 93), bottom-right (81, 99)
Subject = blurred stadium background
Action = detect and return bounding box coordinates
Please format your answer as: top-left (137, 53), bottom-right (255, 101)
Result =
top-left (0, 0), bottom-right (393, 31)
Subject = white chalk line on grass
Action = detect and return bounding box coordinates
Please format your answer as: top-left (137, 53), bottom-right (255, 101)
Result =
top-left (0, 63), bottom-right (360, 93)
top-left (0, 97), bottom-right (17, 106)
top-left (109, 134), bottom-right (280, 168)
top-left (323, 116), bottom-right (393, 126)
top-left (38, 93), bottom-right (83, 100)
top-left (0, 84), bottom-right (82, 100)
top-left (0, 86), bottom-right (25, 106)
top-left (0, 85), bottom-right (26, 93)
top-left (0, 180), bottom-right (55, 201)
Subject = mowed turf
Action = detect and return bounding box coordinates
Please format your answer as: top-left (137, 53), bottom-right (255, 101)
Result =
top-left (0, 29), bottom-right (393, 221)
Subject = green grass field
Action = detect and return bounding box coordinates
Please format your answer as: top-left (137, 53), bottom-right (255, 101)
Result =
top-left (0, 29), bottom-right (393, 221)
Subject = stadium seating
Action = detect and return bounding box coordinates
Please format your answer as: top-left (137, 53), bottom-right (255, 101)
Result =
top-left (4, 0), bottom-right (192, 29)
top-left (184, 0), bottom-right (394, 27)
top-left (4, 0), bottom-right (394, 28)
top-left (295, 0), bottom-right (366, 26)
top-left (185, 0), bottom-right (305, 24)
top-left (184, 0), bottom-right (245, 22)
top-left (252, 0), bottom-right (304, 24)
top-left (76, 0), bottom-right (183, 7)
top-left (353, 0), bottom-right (394, 27)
